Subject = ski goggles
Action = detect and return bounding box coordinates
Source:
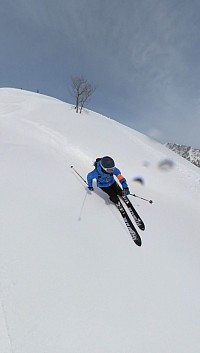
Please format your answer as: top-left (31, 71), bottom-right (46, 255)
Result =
top-left (102, 166), bottom-right (115, 173)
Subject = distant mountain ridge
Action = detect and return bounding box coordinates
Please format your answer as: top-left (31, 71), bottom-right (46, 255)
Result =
top-left (166, 143), bottom-right (200, 168)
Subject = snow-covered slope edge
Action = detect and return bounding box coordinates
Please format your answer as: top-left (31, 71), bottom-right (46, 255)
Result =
top-left (0, 88), bottom-right (200, 353)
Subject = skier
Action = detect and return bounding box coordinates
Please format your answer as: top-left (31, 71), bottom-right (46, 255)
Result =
top-left (87, 156), bottom-right (130, 204)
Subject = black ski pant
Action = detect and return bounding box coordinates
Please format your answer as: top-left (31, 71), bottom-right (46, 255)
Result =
top-left (100, 181), bottom-right (122, 204)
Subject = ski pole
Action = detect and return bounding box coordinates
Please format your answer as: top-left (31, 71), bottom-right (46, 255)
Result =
top-left (70, 166), bottom-right (88, 185)
top-left (130, 193), bottom-right (153, 204)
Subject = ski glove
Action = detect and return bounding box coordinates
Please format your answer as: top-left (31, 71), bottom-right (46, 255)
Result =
top-left (123, 187), bottom-right (130, 196)
top-left (88, 186), bottom-right (94, 191)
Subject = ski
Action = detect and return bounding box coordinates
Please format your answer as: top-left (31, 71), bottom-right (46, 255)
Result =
top-left (121, 195), bottom-right (145, 231)
top-left (116, 200), bottom-right (142, 246)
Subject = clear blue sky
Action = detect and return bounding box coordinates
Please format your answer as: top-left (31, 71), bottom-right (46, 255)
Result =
top-left (1, 0), bottom-right (200, 147)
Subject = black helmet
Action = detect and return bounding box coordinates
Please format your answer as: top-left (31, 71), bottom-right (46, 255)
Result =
top-left (100, 156), bottom-right (115, 173)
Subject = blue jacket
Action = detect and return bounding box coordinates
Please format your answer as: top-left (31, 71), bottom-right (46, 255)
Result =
top-left (87, 161), bottom-right (128, 188)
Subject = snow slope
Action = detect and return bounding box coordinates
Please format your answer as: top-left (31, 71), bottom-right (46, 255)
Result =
top-left (0, 88), bottom-right (200, 353)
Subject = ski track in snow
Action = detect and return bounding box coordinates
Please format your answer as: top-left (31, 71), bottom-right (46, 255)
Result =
top-left (20, 118), bottom-right (91, 165)
top-left (0, 296), bottom-right (14, 352)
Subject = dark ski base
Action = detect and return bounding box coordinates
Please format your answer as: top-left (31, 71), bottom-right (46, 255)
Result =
top-left (116, 200), bottom-right (142, 247)
top-left (121, 195), bottom-right (145, 231)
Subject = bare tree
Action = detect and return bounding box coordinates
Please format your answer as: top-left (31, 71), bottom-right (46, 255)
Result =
top-left (70, 76), bottom-right (96, 113)
top-left (79, 81), bottom-right (96, 113)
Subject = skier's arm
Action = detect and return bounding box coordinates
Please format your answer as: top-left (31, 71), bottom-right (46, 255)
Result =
top-left (87, 169), bottom-right (98, 188)
top-left (114, 168), bottom-right (129, 189)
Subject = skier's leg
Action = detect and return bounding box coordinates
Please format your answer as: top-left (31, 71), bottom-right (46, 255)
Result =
top-left (100, 182), bottom-right (121, 204)
top-left (110, 181), bottom-right (123, 197)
